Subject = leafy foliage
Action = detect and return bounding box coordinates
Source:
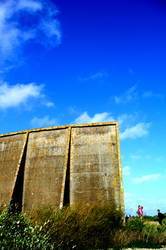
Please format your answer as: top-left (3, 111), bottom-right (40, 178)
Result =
top-left (126, 217), bottom-right (145, 232)
top-left (0, 207), bottom-right (51, 249)
top-left (0, 205), bottom-right (166, 249)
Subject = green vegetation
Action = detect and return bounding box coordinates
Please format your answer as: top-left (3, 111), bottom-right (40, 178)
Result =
top-left (0, 207), bottom-right (49, 249)
top-left (0, 203), bottom-right (166, 249)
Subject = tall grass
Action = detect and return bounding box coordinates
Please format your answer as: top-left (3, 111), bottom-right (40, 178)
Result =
top-left (29, 202), bottom-right (123, 249)
top-left (0, 203), bottom-right (166, 249)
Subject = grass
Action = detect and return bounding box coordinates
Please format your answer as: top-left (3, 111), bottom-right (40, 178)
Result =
top-left (0, 203), bottom-right (166, 249)
top-left (29, 202), bottom-right (123, 249)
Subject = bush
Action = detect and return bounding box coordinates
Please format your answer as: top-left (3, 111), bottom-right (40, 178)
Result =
top-left (143, 215), bottom-right (158, 222)
top-left (162, 217), bottom-right (166, 225)
top-left (30, 202), bottom-right (123, 249)
top-left (28, 205), bottom-right (56, 226)
top-left (1, 204), bottom-right (166, 249)
top-left (126, 217), bottom-right (145, 232)
top-left (0, 207), bottom-right (51, 249)
top-left (124, 219), bottom-right (166, 249)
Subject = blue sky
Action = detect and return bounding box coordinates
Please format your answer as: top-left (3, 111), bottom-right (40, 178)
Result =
top-left (0, 0), bottom-right (166, 215)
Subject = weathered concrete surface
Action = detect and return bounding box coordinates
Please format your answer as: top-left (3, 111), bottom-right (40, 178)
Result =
top-left (70, 124), bottom-right (124, 211)
top-left (23, 129), bottom-right (69, 211)
top-left (0, 133), bottom-right (26, 207)
top-left (0, 122), bottom-right (124, 212)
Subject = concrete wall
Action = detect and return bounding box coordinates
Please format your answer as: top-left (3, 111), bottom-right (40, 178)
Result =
top-left (0, 122), bottom-right (124, 212)
top-left (0, 133), bottom-right (27, 207)
top-left (70, 125), bottom-right (123, 209)
top-left (23, 129), bottom-right (69, 210)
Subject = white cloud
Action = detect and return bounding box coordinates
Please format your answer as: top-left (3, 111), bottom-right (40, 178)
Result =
top-left (74, 112), bottom-right (115, 124)
top-left (122, 166), bottom-right (130, 177)
top-left (0, 82), bottom-right (42, 108)
top-left (115, 85), bottom-right (137, 104)
top-left (115, 86), bottom-right (164, 104)
top-left (74, 112), bottom-right (150, 140)
top-left (142, 91), bottom-right (164, 99)
top-left (31, 116), bottom-right (58, 128)
top-left (79, 72), bottom-right (109, 81)
top-left (132, 174), bottom-right (161, 184)
top-left (117, 113), bottom-right (136, 126)
top-left (120, 122), bottom-right (150, 140)
top-left (17, 0), bottom-right (42, 12)
top-left (0, 65), bottom-right (16, 74)
top-left (40, 19), bottom-right (61, 46)
top-left (130, 154), bottom-right (151, 160)
top-left (68, 106), bottom-right (80, 115)
top-left (142, 91), bottom-right (153, 98)
top-left (0, 0), bottom-right (61, 60)
top-left (130, 154), bottom-right (142, 160)
top-left (44, 101), bottom-right (55, 107)
top-left (124, 192), bottom-right (133, 202)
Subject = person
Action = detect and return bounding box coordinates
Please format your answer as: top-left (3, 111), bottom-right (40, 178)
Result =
top-left (125, 215), bottom-right (129, 223)
top-left (157, 209), bottom-right (165, 225)
top-left (138, 205), bottom-right (143, 218)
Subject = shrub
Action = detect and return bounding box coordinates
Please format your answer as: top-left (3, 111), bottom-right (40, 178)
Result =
top-left (126, 217), bottom-right (145, 232)
top-left (162, 217), bottom-right (166, 225)
top-left (1, 204), bottom-right (166, 249)
top-left (142, 224), bottom-right (158, 243)
top-left (143, 215), bottom-right (159, 222)
top-left (0, 207), bottom-right (51, 249)
top-left (31, 202), bottom-right (123, 249)
top-left (124, 220), bottom-right (166, 248)
top-left (157, 224), bottom-right (166, 233)
top-left (28, 205), bottom-right (56, 226)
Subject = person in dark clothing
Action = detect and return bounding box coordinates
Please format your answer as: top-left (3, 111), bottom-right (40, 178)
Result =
top-left (125, 215), bottom-right (129, 223)
top-left (157, 209), bottom-right (165, 225)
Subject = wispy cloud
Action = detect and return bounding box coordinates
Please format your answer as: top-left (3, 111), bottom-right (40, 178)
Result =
top-left (120, 122), bottom-right (150, 140)
top-left (43, 101), bottom-right (55, 107)
top-left (114, 86), bottom-right (164, 105)
top-left (79, 72), bottom-right (109, 81)
top-left (124, 192), bottom-right (133, 203)
top-left (0, 65), bottom-right (16, 74)
top-left (130, 153), bottom-right (151, 160)
top-left (74, 112), bottom-right (150, 140)
top-left (142, 91), bottom-right (164, 99)
top-left (122, 166), bottom-right (130, 177)
top-left (117, 113), bottom-right (136, 126)
top-left (68, 106), bottom-right (80, 115)
top-left (132, 174), bottom-right (161, 184)
top-left (0, 82), bottom-right (43, 108)
top-left (128, 68), bottom-right (134, 75)
top-left (115, 85), bottom-right (138, 104)
top-left (74, 112), bottom-right (114, 124)
top-left (17, 0), bottom-right (42, 12)
top-left (0, 0), bottom-right (61, 61)
top-left (130, 154), bottom-right (142, 160)
top-left (31, 115), bottom-right (58, 128)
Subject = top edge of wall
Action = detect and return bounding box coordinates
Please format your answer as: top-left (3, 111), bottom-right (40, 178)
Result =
top-left (0, 121), bottom-right (118, 137)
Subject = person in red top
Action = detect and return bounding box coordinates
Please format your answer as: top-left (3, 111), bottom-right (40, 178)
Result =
top-left (138, 205), bottom-right (143, 218)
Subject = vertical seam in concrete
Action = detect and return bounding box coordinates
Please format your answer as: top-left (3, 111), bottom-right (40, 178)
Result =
top-left (70, 127), bottom-right (73, 205)
top-left (116, 122), bottom-right (125, 213)
top-left (10, 132), bottom-right (29, 200)
top-left (59, 127), bottom-right (71, 208)
top-left (22, 132), bottom-right (30, 211)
